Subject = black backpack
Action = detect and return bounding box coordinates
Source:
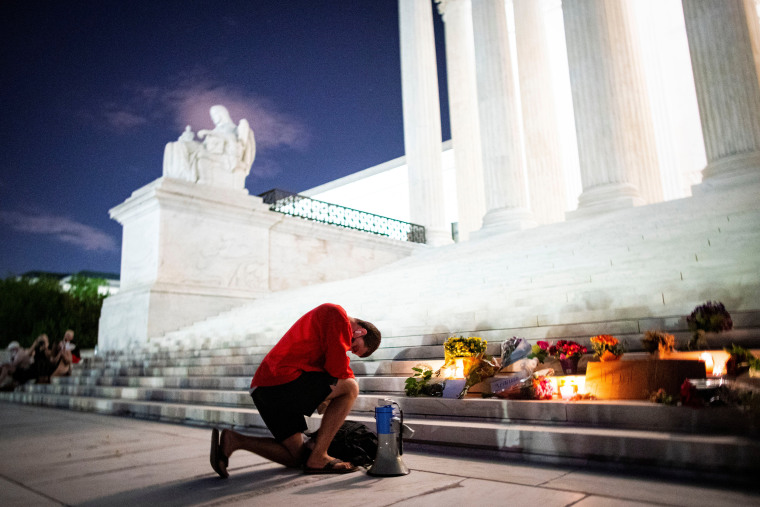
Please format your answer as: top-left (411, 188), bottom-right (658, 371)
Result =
top-left (307, 420), bottom-right (378, 467)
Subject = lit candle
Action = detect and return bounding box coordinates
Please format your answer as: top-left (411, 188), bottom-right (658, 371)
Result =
top-left (700, 352), bottom-right (714, 376)
top-left (712, 358), bottom-right (726, 377)
top-left (455, 358), bottom-right (464, 379)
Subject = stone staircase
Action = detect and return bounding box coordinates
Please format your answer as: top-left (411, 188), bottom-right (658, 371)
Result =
top-left (3, 342), bottom-right (759, 479)
top-left (3, 183), bottom-right (760, 477)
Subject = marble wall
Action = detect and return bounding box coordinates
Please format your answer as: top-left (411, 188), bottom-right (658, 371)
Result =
top-left (97, 177), bottom-right (420, 350)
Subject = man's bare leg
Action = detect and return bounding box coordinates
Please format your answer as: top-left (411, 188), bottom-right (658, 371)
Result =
top-left (220, 430), bottom-right (307, 468)
top-left (218, 378), bottom-right (358, 471)
top-left (305, 377), bottom-right (359, 470)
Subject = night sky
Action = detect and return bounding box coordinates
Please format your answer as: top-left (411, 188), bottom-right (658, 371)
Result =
top-left (0, 0), bottom-right (450, 277)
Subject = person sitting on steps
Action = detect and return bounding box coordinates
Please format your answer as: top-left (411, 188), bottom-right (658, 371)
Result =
top-left (51, 330), bottom-right (75, 378)
top-left (0, 341), bottom-right (34, 389)
top-left (209, 303), bottom-right (381, 476)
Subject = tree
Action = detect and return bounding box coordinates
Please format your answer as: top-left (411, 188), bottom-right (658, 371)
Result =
top-left (0, 275), bottom-right (108, 351)
top-left (67, 274), bottom-right (108, 302)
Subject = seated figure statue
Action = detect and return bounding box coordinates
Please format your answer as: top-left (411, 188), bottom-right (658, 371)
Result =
top-left (162, 105), bottom-right (256, 190)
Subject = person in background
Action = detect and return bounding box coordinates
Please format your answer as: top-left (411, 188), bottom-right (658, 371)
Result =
top-left (31, 334), bottom-right (57, 384)
top-left (51, 330), bottom-right (75, 377)
top-left (0, 341), bottom-right (35, 389)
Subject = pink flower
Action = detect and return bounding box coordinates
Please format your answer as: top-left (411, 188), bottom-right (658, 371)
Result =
top-left (537, 340), bottom-right (549, 350)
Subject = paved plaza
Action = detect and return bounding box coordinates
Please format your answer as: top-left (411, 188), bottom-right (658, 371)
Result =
top-left (1, 403), bottom-right (759, 507)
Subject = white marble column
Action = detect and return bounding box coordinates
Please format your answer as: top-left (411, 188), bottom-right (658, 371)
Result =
top-left (471, 0), bottom-right (535, 233)
top-left (683, 0), bottom-right (760, 191)
top-left (399, 0), bottom-right (451, 245)
top-left (563, 0), bottom-right (661, 217)
top-left (629, 0), bottom-right (706, 199)
top-left (436, 0), bottom-right (486, 241)
top-left (513, 0), bottom-right (567, 224)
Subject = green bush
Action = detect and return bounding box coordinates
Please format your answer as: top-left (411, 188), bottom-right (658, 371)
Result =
top-left (0, 275), bottom-right (107, 350)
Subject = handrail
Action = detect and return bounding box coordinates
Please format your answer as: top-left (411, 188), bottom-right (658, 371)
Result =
top-left (259, 189), bottom-right (426, 244)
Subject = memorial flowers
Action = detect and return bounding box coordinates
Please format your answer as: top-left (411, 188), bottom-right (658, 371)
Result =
top-left (500, 337), bottom-right (532, 370)
top-left (549, 340), bottom-right (587, 360)
top-left (545, 339), bottom-right (586, 374)
top-left (411, 336), bottom-right (498, 398)
top-left (641, 330), bottom-right (676, 356)
top-left (590, 334), bottom-right (624, 361)
top-left (527, 340), bottom-right (550, 363)
top-left (441, 336), bottom-right (488, 379)
top-left (649, 388), bottom-right (677, 405)
top-left (724, 344), bottom-right (759, 377)
top-left (493, 372), bottom-right (555, 400)
top-left (444, 336), bottom-right (487, 360)
top-left (530, 374), bottom-right (555, 400)
top-left (686, 301), bottom-right (733, 349)
top-left (404, 364), bottom-right (443, 397)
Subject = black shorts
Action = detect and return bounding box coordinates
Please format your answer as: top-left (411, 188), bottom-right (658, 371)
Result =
top-left (251, 371), bottom-right (336, 442)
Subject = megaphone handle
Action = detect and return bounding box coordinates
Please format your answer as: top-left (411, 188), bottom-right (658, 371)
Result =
top-left (398, 409), bottom-right (404, 456)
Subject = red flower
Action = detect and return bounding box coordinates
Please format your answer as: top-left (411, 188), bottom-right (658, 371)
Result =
top-left (680, 379), bottom-right (702, 408)
top-left (549, 340), bottom-right (587, 359)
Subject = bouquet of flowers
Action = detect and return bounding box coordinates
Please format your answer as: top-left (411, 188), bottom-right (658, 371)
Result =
top-left (527, 340), bottom-right (550, 362)
top-left (500, 336), bottom-right (531, 369)
top-left (529, 373), bottom-right (555, 400)
top-left (590, 335), bottom-right (625, 361)
top-left (724, 344), bottom-right (759, 376)
top-left (686, 301), bottom-right (733, 349)
top-left (493, 371), bottom-right (555, 400)
top-left (444, 336), bottom-right (487, 361)
top-left (438, 337), bottom-right (498, 398)
top-left (548, 340), bottom-right (587, 360)
top-left (641, 330), bottom-right (675, 355)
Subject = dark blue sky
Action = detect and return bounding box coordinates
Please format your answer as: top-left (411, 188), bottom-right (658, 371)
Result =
top-left (0, 0), bottom-right (450, 277)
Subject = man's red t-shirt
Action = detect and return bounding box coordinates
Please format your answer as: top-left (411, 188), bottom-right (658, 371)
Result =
top-left (250, 303), bottom-right (354, 388)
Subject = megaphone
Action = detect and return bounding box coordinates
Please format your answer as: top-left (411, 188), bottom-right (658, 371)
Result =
top-left (368, 399), bottom-right (412, 477)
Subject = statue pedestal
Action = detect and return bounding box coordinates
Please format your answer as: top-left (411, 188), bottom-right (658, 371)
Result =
top-left (98, 178), bottom-right (279, 350)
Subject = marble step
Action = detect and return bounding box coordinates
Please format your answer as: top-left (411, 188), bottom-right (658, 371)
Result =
top-left (58, 375), bottom-right (254, 390)
top-left (119, 319), bottom-right (760, 365)
top-left (19, 380), bottom-right (753, 435)
top-left (87, 324), bottom-right (760, 379)
top-left (1, 390), bottom-right (756, 474)
top-left (153, 272), bottom-right (758, 348)
top-left (150, 270), bottom-right (760, 345)
top-left (51, 374), bottom-right (408, 393)
top-left (101, 333), bottom-right (451, 360)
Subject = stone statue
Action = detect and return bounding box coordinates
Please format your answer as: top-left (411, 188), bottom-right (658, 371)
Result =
top-left (162, 105), bottom-right (256, 190)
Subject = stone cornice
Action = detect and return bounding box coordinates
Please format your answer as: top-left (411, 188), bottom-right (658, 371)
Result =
top-left (109, 177), bottom-right (278, 227)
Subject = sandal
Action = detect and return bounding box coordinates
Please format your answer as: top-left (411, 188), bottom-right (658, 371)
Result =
top-left (210, 428), bottom-right (229, 478)
top-left (304, 458), bottom-right (358, 475)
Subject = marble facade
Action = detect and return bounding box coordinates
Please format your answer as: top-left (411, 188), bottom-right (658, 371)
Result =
top-left (393, 0), bottom-right (758, 233)
top-left (99, 155), bottom-right (419, 350)
top-left (99, 2), bottom-right (760, 349)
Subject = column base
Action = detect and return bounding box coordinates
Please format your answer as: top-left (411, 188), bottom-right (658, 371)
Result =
top-left (567, 183), bottom-right (644, 220)
top-left (471, 207), bottom-right (536, 239)
top-left (692, 151), bottom-right (760, 195)
top-left (424, 228), bottom-right (454, 246)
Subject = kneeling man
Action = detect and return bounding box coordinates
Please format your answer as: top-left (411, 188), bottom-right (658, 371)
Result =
top-left (210, 303), bottom-right (381, 476)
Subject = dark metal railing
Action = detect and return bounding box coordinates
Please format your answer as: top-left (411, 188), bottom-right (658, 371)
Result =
top-left (259, 189), bottom-right (426, 244)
